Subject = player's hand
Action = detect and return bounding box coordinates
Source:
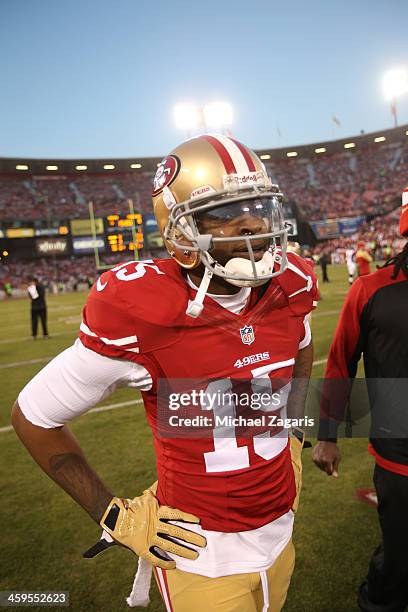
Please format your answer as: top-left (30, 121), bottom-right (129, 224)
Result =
top-left (98, 485), bottom-right (207, 569)
top-left (312, 441), bottom-right (341, 477)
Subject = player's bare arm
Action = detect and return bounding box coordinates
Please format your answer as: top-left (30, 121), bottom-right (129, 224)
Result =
top-left (11, 401), bottom-right (113, 522)
top-left (11, 399), bottom-right (206, 568)
top-left (286, 340), bottom-right (313, 421)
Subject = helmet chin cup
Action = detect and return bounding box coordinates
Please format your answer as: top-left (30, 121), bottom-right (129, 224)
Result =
top-left (224, 251), bottom-right (274, 287)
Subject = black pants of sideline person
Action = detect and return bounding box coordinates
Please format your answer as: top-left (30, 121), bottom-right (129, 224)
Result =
top-left (321, 264), bottom-right (330, 282)
top-left (31, 308), bottom-right (48, 338)
top-left (358, 464), bottom-right (408, 612)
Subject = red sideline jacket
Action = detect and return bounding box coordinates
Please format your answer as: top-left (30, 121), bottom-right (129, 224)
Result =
top-left (318, 265), bottom-right (408, 475)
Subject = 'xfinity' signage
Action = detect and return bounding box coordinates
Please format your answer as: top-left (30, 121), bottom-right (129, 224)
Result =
top-left (36, 238), bottom-right (68, 255)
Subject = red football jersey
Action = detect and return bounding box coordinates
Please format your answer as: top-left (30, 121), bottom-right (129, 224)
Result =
top-left (79, 254), bottom-right (318, 532)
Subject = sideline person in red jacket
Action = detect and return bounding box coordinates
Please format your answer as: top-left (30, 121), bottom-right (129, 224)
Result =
top-left (313, 188), bottom-right (408, 612)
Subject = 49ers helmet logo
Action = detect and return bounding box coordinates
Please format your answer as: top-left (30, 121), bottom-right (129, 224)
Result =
top-left (152, 155), bottom-right (180, 196)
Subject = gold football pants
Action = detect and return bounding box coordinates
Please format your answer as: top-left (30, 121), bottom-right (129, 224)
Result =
top-left (154, 538), bottom-right (295, 612)
top-left (153, 439), bottom-right (302, 611)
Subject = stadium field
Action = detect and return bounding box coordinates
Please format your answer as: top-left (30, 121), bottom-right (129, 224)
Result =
top-left (0, 264), bottom-right (378, 612)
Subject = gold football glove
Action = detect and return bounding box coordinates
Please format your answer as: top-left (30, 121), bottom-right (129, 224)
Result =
top-left (98, 485), bottom-right (206, 569)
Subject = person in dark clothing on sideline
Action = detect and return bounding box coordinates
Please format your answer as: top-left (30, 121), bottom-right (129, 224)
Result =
top-left (319, 251), bottom-right (330, 282)
top-left (313, 187), bottom-right (408, 612)
top-left (27, 277), bottom-right (49, 339)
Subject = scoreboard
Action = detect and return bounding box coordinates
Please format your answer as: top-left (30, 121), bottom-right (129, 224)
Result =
top-left (105, 213), bottom-right (144, 253)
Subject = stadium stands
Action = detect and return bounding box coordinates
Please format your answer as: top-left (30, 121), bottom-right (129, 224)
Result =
top-left (311, 207), bottom-right (405, 263)
top-left (1, 125), bottom-right (407, 292)
top-left (0, 255), bottom-right (97, 290)
top-left (268, 140), bottom-right (408, 220)
top-left (0, 172), bottom-right (153, 220)
top-left (1, 128), bottom-right (407, 222)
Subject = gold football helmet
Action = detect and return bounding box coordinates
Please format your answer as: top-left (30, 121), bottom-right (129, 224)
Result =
top-left (152, 134), bottom-right (288, 315)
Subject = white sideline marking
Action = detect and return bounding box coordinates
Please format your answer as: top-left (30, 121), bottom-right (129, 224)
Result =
top-left (0, 330), bottom-right (74, 345)
top-left (313, 310), bottom-right (341, 318)
top-left (88, 399), bottom-right (143, 414)
top-left (0, 355), bottom-right (329, 371)
top-left (313, 358), bottom-right (327, 366)
top-left (48, 306), bottom-right (78, 312)
top-left (0, 357), bottom-right (52, 369)
top-left (0, 399), bottom-right (144, 434)
top-left (57, 316), bottom-right (81, 325)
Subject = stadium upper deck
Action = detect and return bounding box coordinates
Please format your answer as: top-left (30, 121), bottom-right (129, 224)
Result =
top-left (0, 124), bottom-right (407, 222)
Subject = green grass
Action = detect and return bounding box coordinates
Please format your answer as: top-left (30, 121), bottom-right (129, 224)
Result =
top-left (0, 266), bottom-right (379, 612)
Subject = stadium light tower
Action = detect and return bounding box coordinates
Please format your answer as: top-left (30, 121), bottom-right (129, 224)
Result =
top-left (174, 104), bottom-right (201, 138)
top-left (174, 101), bottom-right (233, 137)
top-left (383, 68), bottom-right (408, 127)
top-left (203, 102), bottom-right (233, 132)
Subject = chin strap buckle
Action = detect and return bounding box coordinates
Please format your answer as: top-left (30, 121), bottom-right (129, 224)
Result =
top-left (185, 268), bottom-right (213, 318)
top-left (186, 300), bottom-right (204, 318)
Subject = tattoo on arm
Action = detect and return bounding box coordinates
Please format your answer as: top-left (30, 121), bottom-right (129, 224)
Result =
top-left (49, 453), bottom-right (113, 522)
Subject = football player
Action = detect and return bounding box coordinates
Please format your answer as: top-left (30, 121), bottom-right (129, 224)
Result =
top-left (12, 134), bottom-right (318, 612)
top-left (345, 247), bottom-right (356, 286)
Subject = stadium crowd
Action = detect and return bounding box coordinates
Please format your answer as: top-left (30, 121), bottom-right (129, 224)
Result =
top-left (311, 207), bottom-right (405, 264)
top-left (0, 138), bottom-right (407, 222)
top-left (0, 172), bottom-right (153, 221)
top-left (269, 140), bottom-right (407, 220)
top-left (0, 255), bottom-right (98, 294)
top-left (0, 250), bottom-right (169, 294)
top-left (1, 134), bottom-right (407, 295)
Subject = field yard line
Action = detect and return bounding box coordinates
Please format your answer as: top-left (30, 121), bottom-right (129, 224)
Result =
top-left (0, 357), bottom-right (52, 369)
top-left (0, 330), bottom-right (74, 345)
top-left (313, 358), bottom-right (327, 366)
top-left (313, 310), bottom-right (341, 318)
top-left (1, 354), bottom-right (330, 370)
top-left (48, 306), bottom-right (78, 312)
top-left (0, 398), bottom-right (143, 434)
top-left (88, 399), bottom-right (143, 414)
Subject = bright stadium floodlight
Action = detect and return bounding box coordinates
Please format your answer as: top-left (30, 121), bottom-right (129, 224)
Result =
top-left (203, 102), bottom-right (233, 130)
top-left (383, 68), bottom-right (408, 126)
top-left (174, 103), bottom-right (200, 133)
top-left (383, 68), bottom-right (408, 100)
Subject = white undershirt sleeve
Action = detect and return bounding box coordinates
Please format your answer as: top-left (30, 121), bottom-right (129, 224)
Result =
top-left (298, 314), bottom-right (312, 350)
top-left (18, 338), bottom-right (152, 429)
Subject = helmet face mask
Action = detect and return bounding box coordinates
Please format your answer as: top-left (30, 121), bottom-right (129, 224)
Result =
top-left (165, 190), bottom-right (288, 286)
top-left (153, 134), bottom-right (289, 287)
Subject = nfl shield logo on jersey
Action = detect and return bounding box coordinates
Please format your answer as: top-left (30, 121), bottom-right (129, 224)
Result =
top-left (240, 324), bottom-right (255, 345)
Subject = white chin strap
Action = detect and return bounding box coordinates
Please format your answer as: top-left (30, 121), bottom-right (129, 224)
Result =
top-left (186, 267), bottom-right (214, 318)
top-left (185, 251), bottom-right (274, 318)
top-left (224, 251), bottom-right (274, 287)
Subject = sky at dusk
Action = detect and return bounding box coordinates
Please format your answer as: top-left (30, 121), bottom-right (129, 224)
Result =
top-left (1, 0), bottom-right (407, 159)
